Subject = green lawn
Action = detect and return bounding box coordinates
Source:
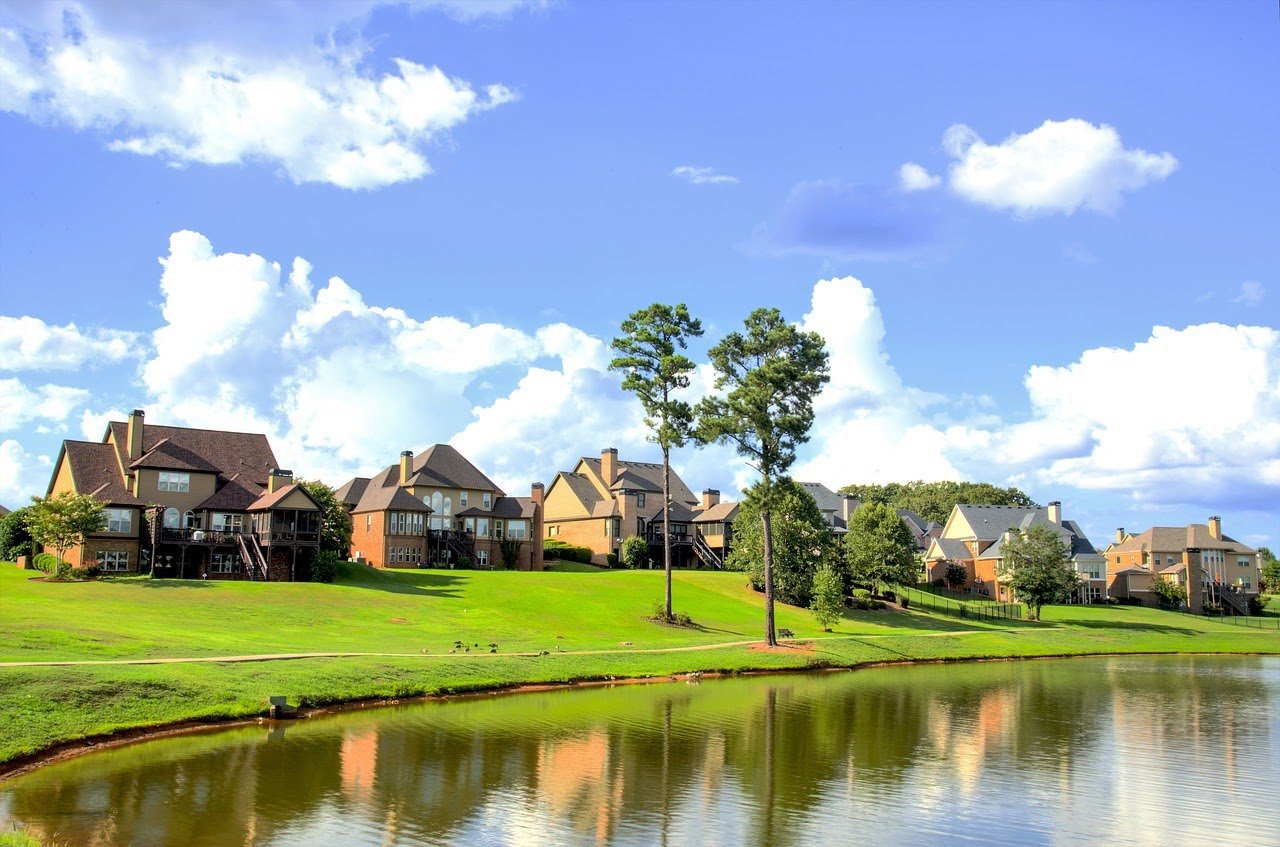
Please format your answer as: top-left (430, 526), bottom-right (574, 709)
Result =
top-left (0, 562), bottom-right (1275, 768)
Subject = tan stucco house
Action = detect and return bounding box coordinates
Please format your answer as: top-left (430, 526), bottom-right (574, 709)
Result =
top-left (923, 501), bottom-right (1106, 603)
top-left (1104, 517), bottom-right (1260, 614)
top-left (43, 409), bottom-right (321, 580)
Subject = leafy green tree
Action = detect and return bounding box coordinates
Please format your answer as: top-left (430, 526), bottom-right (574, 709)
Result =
top-left (839, 480), bottom-right (1037, 526)
top-left (997, 524), bottom-right (1079, 621)
top-left (610, 303), bottom-right (704, 620)
top-left (1151, 574), bottom-right (1188, 610)
top-left (299, 479), bottom-right (353, 556)
top-left (945, 562), bottom-right (968, 590)
top-left (620, 534), bottom-right (649, 569)
top-left (697, 308), bottom-right (829, 645)
top-left (498, 536), bottom-right (523, 569)
top-left (26, 491), bottom-right (105, 571)
top-left (728, 478), bottom-right (837, 607)
top-left (846, 501), bottom-right (918, 594)
top-left (0, 505), bottom-right (35, 561)
top-left (810, 560), bottom-right (845, 631)
top-left (310, 549), bottom-right (339, 583)
top-left (1258, 546), bottom-right (1279, 592)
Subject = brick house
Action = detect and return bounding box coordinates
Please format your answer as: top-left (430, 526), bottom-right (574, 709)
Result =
top-left (542, 448), bottom-right (732, 568)
top-left (1104, 517), bottom-right (1261, 614)
top-left (336, 444), bottom-right (544, 570)
top-left (43, 409), bottom-right (321, 580)
top-left (923, 502), bottom-right (1106, 603)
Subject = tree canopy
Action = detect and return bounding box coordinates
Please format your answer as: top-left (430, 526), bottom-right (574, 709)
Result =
top-left (727, 478), bottom-right (837, 608)
top-left (27, 491), bottom-right (105, 569)
top-left (846, 500), bottom-right (918, 593)
top-left (810, 561), bottom-right (845, 632)
top-left (697, 308), bottom-right (830, 645)
top-left (838, 480), bottom-right (1037, 526)
top-left (0, 506), bottom-right (35, 561)
top-left (997, 524), bottom-right (1078, 620)
top-left (1259, 546), bottom-right (1279, 593)
top-left (299, 479), bottom-right (352, 556)
top-left (609, 302), bottom-right (703, 619)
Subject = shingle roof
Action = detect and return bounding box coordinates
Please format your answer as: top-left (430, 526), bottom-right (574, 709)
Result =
top-left (61, 441), bottom-right (145, 507)
top-left (580, 456), bottom-right (698, 505)
top-left (407, 444), bottom-right (503, 495)
top-left (128, 438), bottom-right (220, 474)
top-left (247, 482), bottom-right (321, 512)
top-left (897, 509), bottom-right (928, 534)
top-left (334, 477), bottom-right (370, 509)
top-left (966, 509), bottom-right (1098, 562)
top-left (796, 481), bottom-right (844, 513)
top-left (194, 476), bottom-right (265, 512)
top-left (491, 496), bottom-right (537, 519)
top-left (693, 501), bottom-right (739, 523)
top-left (109, 420), bottom-right (278, 487)
top-left (350, 465), bottom-right (433, 514)
top-left (927, 538), bottom-right (971, 561)
top-left (955, 504), bottom-right (1040, 541)
top-left (1108, 524), bottom-right (1255, 555)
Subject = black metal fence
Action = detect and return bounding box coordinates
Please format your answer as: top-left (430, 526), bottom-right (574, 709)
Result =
top-left (895, 584), bottom-right (1023, 622)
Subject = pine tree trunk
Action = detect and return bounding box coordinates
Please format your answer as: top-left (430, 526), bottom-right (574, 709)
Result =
top-left (663, 446), bottom-right (673, 621)
top-left (762, 477), bottom-right (777, 646)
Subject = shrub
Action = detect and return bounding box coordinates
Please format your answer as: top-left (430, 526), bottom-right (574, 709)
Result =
top-left (606, 553), bottom-right (619, 568)
top-left (70, 564), bottom-right (103, 580)
top-left (1113, 595), bottom-right (1144, 606)
top-left (881, 589), bottom-right (896, 602)
top-left (310, 550), bottom-right (338, 583)
top-left (852, 588), bottom-right (872, 600)
top-left (851, 596), bottom-right (885, 611)
top-left (932, 578), bottom-right (946, 588)
top-left (900, 595), bottom-right (910, 610)
top-left (33, 552), bottom-right (58, 572)
top-left (544, 539), bottom-right (594, 564)
top-left (457, 556), bottom-right (473, 569)
top-left (620, 535), bottom-right (648, 569)
top-left (1247, 595), bottom-right (1265, 616)
top-left (958, 602), bottom-right (969, 618)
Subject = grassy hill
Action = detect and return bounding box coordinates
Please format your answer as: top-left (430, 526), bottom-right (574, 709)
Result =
top-left (0, 562), bottom-right (1275, 769)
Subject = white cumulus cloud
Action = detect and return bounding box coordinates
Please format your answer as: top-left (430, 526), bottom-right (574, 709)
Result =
top-left (1233, 281), bottom-right (1265, 308)
top-left (0, 2), bottom-right (516, 189)
top-left (0, 439), bottom-right (52, 506)
top-left (0, 316), bottom-right (142, 371)
top-left (0, 378), bottom-right (90, 432)
top-left (898, 162), bottom-right (940, 192)
top-left (944, 118), bottom-right (1178, 215)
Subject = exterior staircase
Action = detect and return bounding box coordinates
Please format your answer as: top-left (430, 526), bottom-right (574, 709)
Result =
top-left (693, 532), bottom-right (723, 569)
top-left (442, 530), bottom-right (477, 566)
top-left (1211, 582), bottom-right (1250, 616)
top-left (236, 533), bottom-right (269, 581)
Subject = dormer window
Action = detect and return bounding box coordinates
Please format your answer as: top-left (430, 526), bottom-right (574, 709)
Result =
top-left (158, 471), bottom-right (190, 493)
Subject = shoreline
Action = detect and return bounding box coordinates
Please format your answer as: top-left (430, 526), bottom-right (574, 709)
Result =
top-left (2, 646), bottom-right (1273, 783)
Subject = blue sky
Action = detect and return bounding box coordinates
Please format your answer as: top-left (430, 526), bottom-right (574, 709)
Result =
top-left (0, 0), bottom-right (1276, 548)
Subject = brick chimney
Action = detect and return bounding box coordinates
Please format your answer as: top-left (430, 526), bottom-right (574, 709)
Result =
top-left (399, 450), bottom-right (413, 487)
top-left (268, 469), bottom-right (293, 494)
top-left (600, 448), bottom-right (618, 486)
top-left (842, 495), bottom-right (860, 523)
top-left (1208, 516), bottom-right (1222, 540)
top-left (701, 488), bottom-right (720, 510)
top-left (1115, 527), bottom-right (1125, 545)
top-left (127, 409), bottom-right (145, 460)
top-left (531, 482), bottom-right (545, 507)
top-left (1047, 501), bottom-right (1061, 525)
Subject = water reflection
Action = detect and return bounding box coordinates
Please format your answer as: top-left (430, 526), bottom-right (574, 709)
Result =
top-left (2, 656), bottom-right (1277, 846)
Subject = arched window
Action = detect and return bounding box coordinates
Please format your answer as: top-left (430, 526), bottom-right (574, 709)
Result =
top-left (444, 497), bottom-right (452, 516)
top-left (163, 508), bottom-right (180, 528)
top-left (431, 492), bottom-right (443, 513)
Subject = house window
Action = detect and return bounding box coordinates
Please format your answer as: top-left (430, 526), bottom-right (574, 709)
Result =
top-left (105, 508), bottom-right (132, 533)
top-left (482, 492), bottom-right (492, 510)
top-left (506, 520), bottom-right (526, 539)
top-left (163, 508), bottom-right (181, 529)
top-left (460, 491), bottom-right (468, 507)
top-left (494, 519), bottom-right (505, 539)
top-left (210, 553), bottom-right (239, 574)
top-left (211, 513), bottom-right (243, 533)
top-left (184, 511), bottom-right (196, 529)
top-left (432, 492), bottom-right (443, 515)
top-left (1238, 556), bottom-right (1252, 568)
top-left (477, 550), bottom-right (489, 567)
top-left (637, 492), bottom-right (646, 508)
top-left (444, 497), bottom-right (452, 516)
top-left (547, 525), bottom-right (559, 537)
top-left (389, 512), bottom-right (424, 536)
top-left (464, 517), bottom-right (475, 533)
top-left (477, 518), bottom-right (489, 538)
top-left (97, 551), bottom-right (130, 571)
top-left (158, 471), bottom-right (190, 492)
top-left (366, 514), bottom-right (372, 531)
top-left (605, 519), bottom-right (611, 537)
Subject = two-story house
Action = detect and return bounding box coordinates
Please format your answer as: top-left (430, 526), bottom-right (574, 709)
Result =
top-left (336, 444), bottom-right (544, 570)
top-left (543, 448), bottom-right (737, 568)
top-left (1104, 517), bottom-right (1260, 614)
top-left (43, 409), bottom-right (321, 580)
top-left (923, 502), bottom-right (1106, 603)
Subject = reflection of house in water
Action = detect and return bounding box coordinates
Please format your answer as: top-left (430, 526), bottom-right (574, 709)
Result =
top-left (536, 730), bottom-right (624, 845)
top-left (341, 728), bottom-right (379, 800)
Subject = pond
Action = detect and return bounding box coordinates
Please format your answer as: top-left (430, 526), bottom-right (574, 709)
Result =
top-left (2, 656), bottom-right (1277, 846)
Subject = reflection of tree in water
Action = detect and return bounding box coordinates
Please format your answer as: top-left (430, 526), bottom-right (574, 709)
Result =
top-left (2, 658), bottom-right (1273, 846)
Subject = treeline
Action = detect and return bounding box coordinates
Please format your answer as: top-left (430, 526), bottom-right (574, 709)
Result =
top-left (838, 481), bottom-right (1038, 526)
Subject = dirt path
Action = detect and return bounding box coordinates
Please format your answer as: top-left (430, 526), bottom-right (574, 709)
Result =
top-left (0, 628), bottom-right (1009, 668)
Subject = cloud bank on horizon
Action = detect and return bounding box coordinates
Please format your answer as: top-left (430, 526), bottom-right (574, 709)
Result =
top-left (2, 231), bottom-right (1276, 525)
